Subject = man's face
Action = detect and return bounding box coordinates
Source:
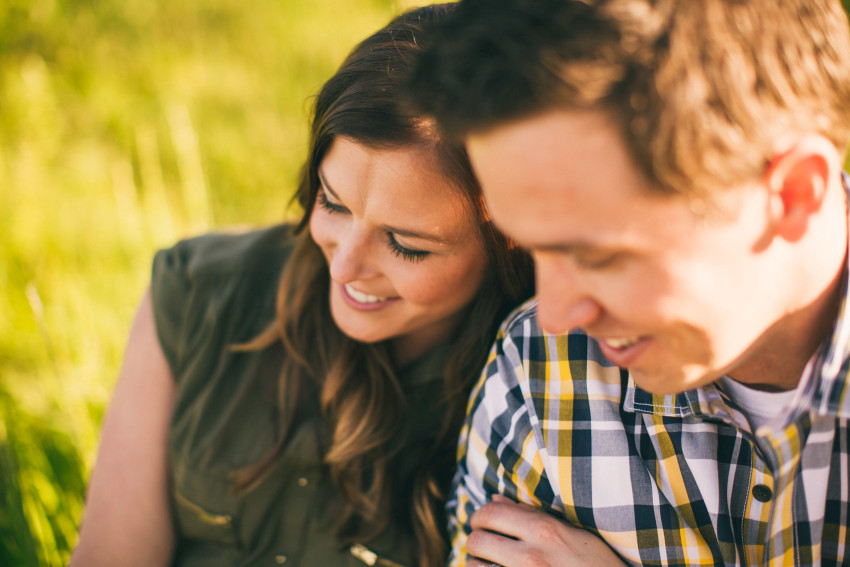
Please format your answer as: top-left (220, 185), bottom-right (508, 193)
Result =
top-left (467, 109), bottom-right (788, 394)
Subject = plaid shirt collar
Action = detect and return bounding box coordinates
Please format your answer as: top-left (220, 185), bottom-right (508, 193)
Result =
top-left (626, 172), bottom-right (850, 423)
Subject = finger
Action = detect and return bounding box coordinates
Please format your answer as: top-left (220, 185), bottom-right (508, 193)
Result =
top-left (471, 500), bottom-right (582, 544)
top-left (491, 494), bottom-right (539, 512)
top-left (470, 500), bottom-right (548, 539)
top-left (466, 527), bottom-right (522, 567)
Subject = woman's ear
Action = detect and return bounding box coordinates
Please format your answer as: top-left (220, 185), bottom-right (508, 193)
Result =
top-left (764, 133), bottom-right (840, 243)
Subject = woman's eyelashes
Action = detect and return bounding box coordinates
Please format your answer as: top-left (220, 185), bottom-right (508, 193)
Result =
top-left (317, 188), bottom-right (430, 263)
top-left (316, 188), bottom-right (348, 214)
top-left (386, 233), bottom-right (429, 263)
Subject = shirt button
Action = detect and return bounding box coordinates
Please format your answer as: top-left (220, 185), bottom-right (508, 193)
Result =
top-left (275, 555), bottom-right (287, 564)
top-left (752, 484), bottom-right (773, 502)
top-left (297, 477), bottom-right (308, 487)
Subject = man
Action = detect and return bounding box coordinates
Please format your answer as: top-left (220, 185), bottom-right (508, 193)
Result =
top-left (405, 0), bottom-right (850, 565)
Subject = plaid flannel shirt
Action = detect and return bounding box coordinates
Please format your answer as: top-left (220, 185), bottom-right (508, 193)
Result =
top-left (448, 178), bottom-right (850, 567)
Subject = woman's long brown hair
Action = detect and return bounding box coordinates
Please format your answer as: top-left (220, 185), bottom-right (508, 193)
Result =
top-left (233, 5), bottom-right (534, 566)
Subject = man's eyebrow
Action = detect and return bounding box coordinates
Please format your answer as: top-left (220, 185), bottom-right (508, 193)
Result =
top-left (318, 168), bottom-right (451, 245)
top-left (527, 241), bottom-right (614, 254)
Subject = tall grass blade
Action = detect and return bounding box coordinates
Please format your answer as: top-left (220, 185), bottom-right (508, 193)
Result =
top-left (167, 103), bottom-right (212, 235)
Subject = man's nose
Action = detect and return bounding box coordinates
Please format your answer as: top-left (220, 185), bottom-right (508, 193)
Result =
top-left (328, 226), bottom-right (378, 282)
top-left (534, 255), bottom-right (602, 335)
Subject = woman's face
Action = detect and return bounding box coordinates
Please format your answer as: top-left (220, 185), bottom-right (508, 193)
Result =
top-left (310, 137), bottom-right (489, 364)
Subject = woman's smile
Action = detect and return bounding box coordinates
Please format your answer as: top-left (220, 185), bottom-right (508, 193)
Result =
top-left (339, 282), bottom-right (399, 310)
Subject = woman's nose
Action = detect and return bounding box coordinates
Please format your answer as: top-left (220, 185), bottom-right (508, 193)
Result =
top-left (328, 226), bottom-right (379, 282)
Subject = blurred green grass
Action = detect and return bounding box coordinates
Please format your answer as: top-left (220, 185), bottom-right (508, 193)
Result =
top-left (0, 0), bottom-right (420, 564)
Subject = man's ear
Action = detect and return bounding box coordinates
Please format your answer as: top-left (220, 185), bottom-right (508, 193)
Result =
top-left (764, 134), bottom-right (840, 243)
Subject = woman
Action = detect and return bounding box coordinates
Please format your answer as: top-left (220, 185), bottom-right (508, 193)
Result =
top-left (70, 4), bottom-right (533, 567)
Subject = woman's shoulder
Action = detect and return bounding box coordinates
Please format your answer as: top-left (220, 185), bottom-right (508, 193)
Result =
top-left (154, 223), bottom-right (297, 282)
top-left (149, 223), bottom-right (297, 375)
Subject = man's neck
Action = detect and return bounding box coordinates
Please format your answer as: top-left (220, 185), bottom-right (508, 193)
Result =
top-left (730, 288), bottom-right (841, 391)
top-left (730, 239), bottom-right (847, 392)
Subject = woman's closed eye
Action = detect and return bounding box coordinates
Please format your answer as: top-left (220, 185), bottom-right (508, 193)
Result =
top-left (386, 232), bottom-right (429, 263)
top-left (317, 188), bottom-right (349, 214)
top-left (318, 187), bottom-right (429, 263)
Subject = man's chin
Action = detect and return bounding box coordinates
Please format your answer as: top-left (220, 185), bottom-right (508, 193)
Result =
top-left (628, 366), bottom-right (718, 396)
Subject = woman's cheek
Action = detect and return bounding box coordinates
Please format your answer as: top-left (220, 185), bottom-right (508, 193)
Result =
top-left (396, 258), bottom-right (463, 305)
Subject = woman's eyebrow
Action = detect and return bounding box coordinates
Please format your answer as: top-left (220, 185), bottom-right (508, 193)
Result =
top-left (381, 223), bottom-right (451, 244)
top-left (318, 170), bottom-right (343, 202)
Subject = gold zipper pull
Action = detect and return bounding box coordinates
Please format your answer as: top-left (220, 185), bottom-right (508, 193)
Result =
top-left (174, 491), bottom-right (232, 527)
top-left (349, 544), bottom-right (406, 567)
top-left (349, 544), bottom-right (377, 566)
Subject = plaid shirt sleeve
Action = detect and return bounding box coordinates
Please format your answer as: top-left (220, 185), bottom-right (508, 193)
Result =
top-left (447, 302), bottom-right (566, 565)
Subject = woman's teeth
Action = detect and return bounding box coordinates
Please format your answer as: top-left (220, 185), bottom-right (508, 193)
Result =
top-left (345, 284), bottom-right (387, 304)
top-left (602, 336), bottom-right (640, 349)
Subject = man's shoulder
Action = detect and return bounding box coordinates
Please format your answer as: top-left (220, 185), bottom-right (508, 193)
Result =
top-left (474, 299), bottom-right (627, 439)
top-left (493, 299), bottom-right (621, 378)
top-left (498, 298), bottom-right (542, 338)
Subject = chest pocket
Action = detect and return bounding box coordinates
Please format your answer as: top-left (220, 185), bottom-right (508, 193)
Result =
top-left (172, 458), bottom-right (241, 551)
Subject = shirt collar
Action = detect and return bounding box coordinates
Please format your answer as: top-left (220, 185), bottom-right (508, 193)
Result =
top-left (626, 172), bottom-right (850, 420)
top-left (805, 171), bottom-right (850, 418)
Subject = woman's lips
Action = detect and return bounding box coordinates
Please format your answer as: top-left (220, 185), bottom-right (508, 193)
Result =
top-left (340, 283), bottom-right (400, 311)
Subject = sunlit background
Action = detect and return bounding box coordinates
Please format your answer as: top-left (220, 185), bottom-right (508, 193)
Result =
top-left (1, 0), bottom-right (421, 564)
top-left (3, 1), bottom-right (850, 565)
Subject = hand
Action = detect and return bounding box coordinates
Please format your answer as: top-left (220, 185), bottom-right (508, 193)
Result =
top-left (465, 495), bottom-right (626, 567)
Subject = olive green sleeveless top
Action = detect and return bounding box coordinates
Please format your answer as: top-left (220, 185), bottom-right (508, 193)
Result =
top-left (151, 225), bottom-right (451, 567)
